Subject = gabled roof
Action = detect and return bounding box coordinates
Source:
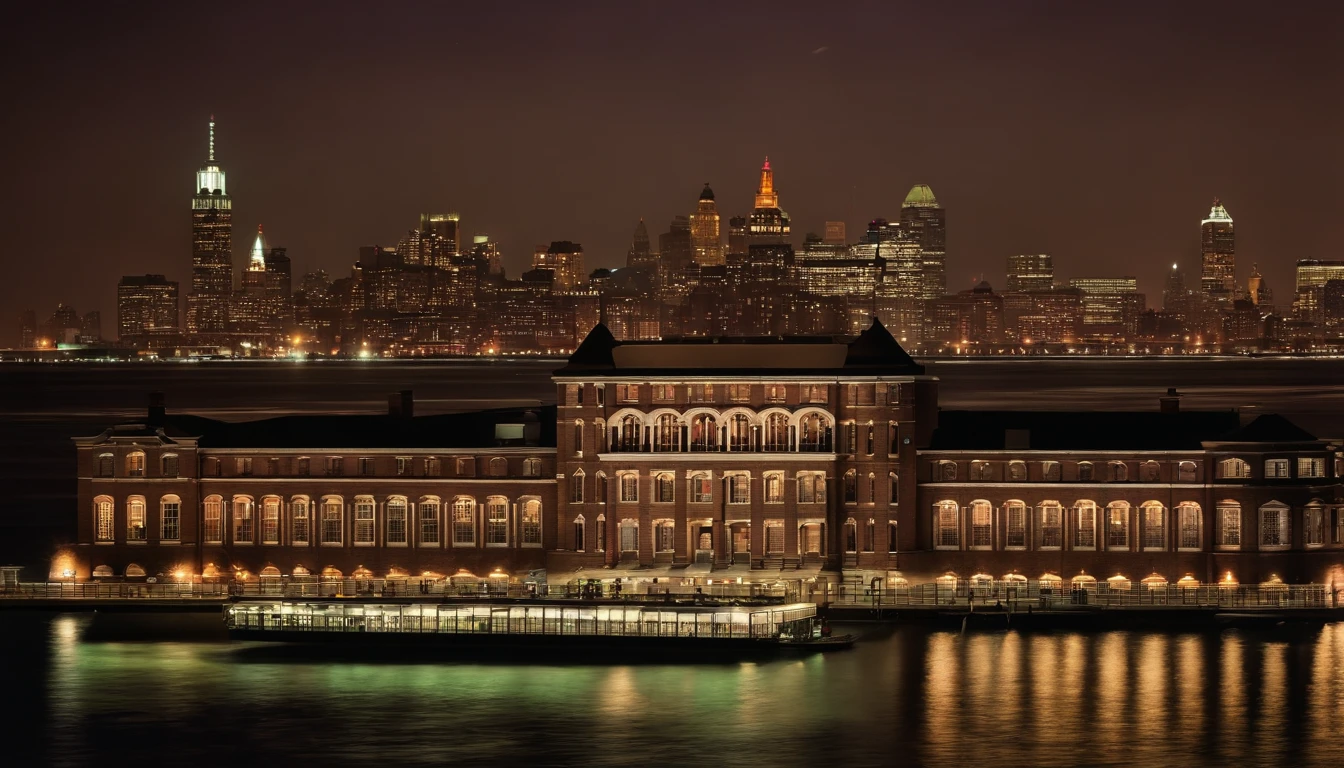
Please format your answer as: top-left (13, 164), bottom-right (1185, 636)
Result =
top-left (1213, 413), bottom-right (1317, 444)
top-left (553, 320), bottom-right (925, 377)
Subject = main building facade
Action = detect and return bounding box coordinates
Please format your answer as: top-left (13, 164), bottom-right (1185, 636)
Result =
top-left (70, 322), bottom-right (1344, 590)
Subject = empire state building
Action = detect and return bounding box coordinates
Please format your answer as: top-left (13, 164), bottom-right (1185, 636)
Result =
top-left (185, 117), bottom-right (233, 340)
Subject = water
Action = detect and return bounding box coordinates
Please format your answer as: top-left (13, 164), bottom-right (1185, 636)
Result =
top-left (6, 612), bottom-right (1344, 767)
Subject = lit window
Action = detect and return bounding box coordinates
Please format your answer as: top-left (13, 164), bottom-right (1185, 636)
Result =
top-left (1106, 502), bottom-right (1130, 549)
top-left (935, 501), bottom-right (960, 549)
top-left (653, 384), bottom-right (676, 402)
top-left (1218, 458), bottom-right (1250, 479)
top-left (452, 498), bottom-right (476, 546)
top-left (969, 501), bottom-right (993, 548)
top-left (486, 497), bottom-right (508, 546)
top-left (232, 496), bottom-right (254, 543)
top-left (1177, 502), bottom-right (1202, 550)
top-left (262, 497), bottom-right (281, 544)
top-left (126, 452), bottom-right (146, 478)
top-left (619, 520), bottom-right (638, 552)
top-left (160, 496), bottom-right (180, 541)
top-left (1217, 502), bottom-right (1240, 548)
top-left (1042, 461), bottom-right (1060, 481)
top-left (203, 497), bottom-right (223, 543)
top-left (94, 497), bottom-right (115, 542)
top-left (799, 413), bottom-right (830, 452)
top-left (654, 473), bottom-right (675, 503)
top-left (292, 498), bottom-right (310, 545)
top-left (1074, 501), bottom-right (1097, 549)
top-left (1005, 501), bottom-right (1026, 548)
top-left (797, 473), bottom-right (824, 504)
top-left (729, 384), bottom-right (751, 402)
top-left (595, 515), bottom-right (606, 551)
top-left (354, 498), bottom-right (375, 545)
top-left (766, 523), bottom-right (785, 554)
top-left (321, 498), bottom-right (343, 544)
top-left (1142, 502), bottom-right (1166, 550)
top-left (764, 472), bottom-right (783, 504)
top-left (1298, 457), bottom-right (1325, 478)
top-left (656, 521), bottom-right (675, 552)
top-left (729, 474), bottom-right (750, 504)
top-left (419, 499), bottom-right (440, 545)
top-left (1039, 502), bottom-right (1063, 549)
top-left (1259, 502), bottom-right (1289, 548)
top-left (126, 497), bottom-right (147, 541)
top-left (691, 473), bottom-right (713, 503)
top-left (386, 498), bottom-right (407, 545)
top-left (763, 413), bottom-right (790, 452)
top-left (1265, 459), bottom-right (1290, 478)
top-left (619, 473), bottom-right (639, 503)
top-left (616, 384), bottom-right (639, 403)
top-left (521, 500), bottom-right (541, 546)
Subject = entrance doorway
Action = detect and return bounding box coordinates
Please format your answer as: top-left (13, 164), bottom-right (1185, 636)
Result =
top-left (694, 525), bottom-right (714, 564)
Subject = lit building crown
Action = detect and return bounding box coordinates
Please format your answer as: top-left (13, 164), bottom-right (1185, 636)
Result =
top-left (754, 157), bottom-right (778, 209)
top-left (249, 225), bottom-right (267, 271)
top-left (1202, 197), bottom-right (1233, 225)
top-left (195, 115), bottom-right (227, 196)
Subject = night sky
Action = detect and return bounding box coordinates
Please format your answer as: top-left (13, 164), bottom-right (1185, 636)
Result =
top-left (3, 1), bottom-right (1341, 338)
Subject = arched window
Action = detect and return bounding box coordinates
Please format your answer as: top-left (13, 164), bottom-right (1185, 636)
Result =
top-left (523, 458), bottom-right (543, 477)
top-left (866, 423), bottom-right (875, 456)
top-left (763, 413), bottom-right (790, 452)
top-left (1219, 458), bottom-right (1250, 479)
top-left (797, 472), bottom-right (825, 504)
top-left (935, 501), bottom-right (960, 549)
top-left (619, 519), bottom-right (638, 552)
top-left (867, 473), bottom-right (876, 504)
top-left (888, 472), bottom-right (899, 505)
top-left (573, 515), bottom-right (586, 551)
top-left (232, 495), bottom-right (254, 543)
top-left (619, 473), bottom-right (639, 503)
top-left (728, 413), bottom-right (752, 450)
top-left (1304, 501), bottom-right (1325, 547)
top-left (969, 500), bottom-right (993, 549)
top-left (972, 461), bottom-right (993, 481)
top-left (1141, 501), bottom-right (1166, 550)
top-left (1037, 503), bottom-right (1059, 548)
top-left (1008, 461), bottom-right (1027, 481)
top-left (888, 521), bottom-right (899, 553)
top-left (1177, 502), bottom-right (1202, 550)
top-left (618, 414), bottom-right (642, 451)
top-left (289, 496), bottom-right (310, 545)
top-left (1042, 461), bottom-right (1061, 481)
top-left (1005, 500), bottom-right (1027, 548)
top-left (261, 496), bottom-right (282, 544)
top-left (843, 470), bottom-right (857, 504)
top-left (203, 496), bottom-right (223, 543)
top-left (126, 451), bottom-right (146, 478)
top-left (655, 520), bottom-right (675, 552)
top-left (1140, 460), bottom-right (1160, 482)
top-left (654, 413), bottom-right (680, 451)
top-left (97, 453), bottom-right (114, 478)
top-left (1073, 500), bottom-right (1097, 549)
top-left (690, 414), bottom-right (717, 451)
top-left (939, 461), bottom-right (957, 481)
top-left (452, 497), bottom-right (476, 546)
top-left (1177, 461), bottom-right (1198, 482)
top-left (1077, 462), bottom-right (1094, 482)
top-left (595, 514), bottom-right (606, 552)
top-left (386, 497), bottom-right (408, 545)
top-left (728, 474), bottom-right (750, 504)
top-left (160, 495), bottom-right (181, 541)
top-left (1259, 502), bottom-right (1289, 548)
top-left (321, 496), bottom-right (343, 544)
top-left (1217, 501), bottom-right (1241, 548)
top-left (353, 496), bottom-right (376, 545)
top-left (654, 473), bottom-right (675, 503)
top-left (799, 413), bottom-right (829, 452)
top-left (764, 472), bottom-right (784, 503)
top-left (570, 470), bottom-right (585, 504)
top-left (1106, 501), bottom-right (1130, 549)
top-left (485, 496), bottom-right (509, 546)
top-left (690, 472), bottom-right (713, 503)
top-left (573, 421), bottom-right (583, 455)
top-left (161, 453), bottom-right (179, 477)
top-left (94, 496), bottom-right (114, 542)
top-left (521, 499), bottom-right (541, 546)
top-left (489, 457), bottom-right (508, 477)
top-left (1108, 462), bottom-right (1128, 482)
top-left (419, 497), bottom-right (440, 545)
top-left (844, 518), bottom-right (858, 553)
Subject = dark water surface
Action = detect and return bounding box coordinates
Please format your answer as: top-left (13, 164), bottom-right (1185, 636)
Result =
top-left (5, 612), bottom-right (1344, 767)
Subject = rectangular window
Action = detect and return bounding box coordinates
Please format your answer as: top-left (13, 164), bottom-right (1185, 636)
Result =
top-left (161, 500), bottom-right (180, 541)
top-left (359, 458), bottom-right (375, 476)
top-left (1178, 505), bottom-right (1201, 550)
top-left (616, 384), bottom-right (639, 403)
top-left (970, 505), bottom-right (992, 548)
top-left (420, 502), bottom-right (440, 545)
top-left (1265, 459), bottom-right (1289, 478)
top-left (204, 500), bottom-right (222, 543)
top-left (936, 504), bottom-right (959, 549)
top-left (653, 384), bottom-right (676, 402)
top-left (656, 524), bottom-right (675, 552)
top-left (456, 457), bottom-right (474, 477)
top-left (386, 500), bottom-right (407, 545)
top-left (764, 474), bottom-right (783, 503)
top-left (425, 457), bottom-right (440, 477)
top-left (127, 453), bottom-right (145, 477)
top-left (766, 524), bottom-right (784, 554)
top-left (803, 385), bottom-right (827, 404)
top-left (521, 503), bottom-right (541, 546)
top-left (1074, 505), bottom-right (1096, 549)
top-left (267, 457), bottom-right (280, 476)
top-left (296, 457), bottom-right (310, 476)
top-left (321, 500), bottom-right (343, 544)
top-left (1305, 506), bottom-right (1324, 546)
top-left (866, 425), bottom-right (875, 456)
top-left (620, 474), bottom-right (638, 503)
top-left (1143, 506), bottom-right (1166, 550)
top-left (326, 456), bottom-right (344, 476)
top-left (486, 501), bottom-right (508, 545)
top-left (764, 385), bottom-right (786, 404)
top-left (127, 500), bottom-right (146, 541)
top-left (1218, 505), bottom-right (1240, 548)
top-left (1107, 507), bottom-right (1129, 549)
top-left (729, 475), bottom-right (750, 504)
top-left (1005, 504), bottom-right (1027, 548)
top-left (691, 475), bottom-right (712, 503)
top-left (237, 457), bottom-right (253, 476)
top-left (97, 454), bottom-right (114, 477)
top-left (1261, 506), bottom-right (1288, 547)
top-left (1335, 508), bottom-right (1344, 545)
top-left (354, 501), bottom-right (375, 545)
top-left (233, 499), bottom-right (253, 543)
top-left (656, 475), bottom-right (674, 503)
top-left (162, 454), bottom-right (179, 477)
top-left (292, 500), bottom-right (310, 545)
top-left (1039, 505), bottom-right (1063, 549)
top-left (729, 384), bottom-right (751, 402)
top-left (1298, 457), bottom-right (1325, 478)
top-left (620, 523), bottom-right (638, 552)
top-left (845, 424), bottom-right (857, 454)
top-left (453, 502), bottom-right (475, 545)
top-left (595, 521), bottom-right (606, 552)
top-left (262, 498), bottom-right (280, 544)
top-left (397, 457), bottom-right (413, 476)
top-left (689, 384), bottom-right (713, 403)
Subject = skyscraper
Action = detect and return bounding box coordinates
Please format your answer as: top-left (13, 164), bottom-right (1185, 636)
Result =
top-left (532, 241), bottom-right (585, 292)
top-left (899, 184), bottom-right (946, 300)
top-left (747, 157), bottom-right (790, 246)
top-left (232, 226), bottom-right (270, 339)
top-left (117, 274), bottom-right (180, 345)
top-left (1200, 198), bottom-right (1235, 301)
top-left (824, 221), bottom-right (847, 246)
top-left (626, 219), bottom-right (654, 270)
top-left (421, 213), bottom-right (462, 265)
top-left (1006, 254), bottom-right (1054, 292)
top-left (185, 116), bottom-right (233, 340)
top-left (690, 184), bottom-right (724, 266)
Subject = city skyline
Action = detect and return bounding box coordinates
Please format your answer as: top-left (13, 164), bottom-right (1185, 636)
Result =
top-left (3, 2), bottom-right (1341, 340)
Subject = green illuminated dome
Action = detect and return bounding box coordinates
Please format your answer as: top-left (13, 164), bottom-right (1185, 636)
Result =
top-left (903, 184), bottom-right (938, 208)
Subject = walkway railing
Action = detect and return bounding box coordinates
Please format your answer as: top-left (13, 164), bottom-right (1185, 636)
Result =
top-left (0, 582), bottom-right (231, 600)
top-left (831, 580), bottom-right (1333, 610)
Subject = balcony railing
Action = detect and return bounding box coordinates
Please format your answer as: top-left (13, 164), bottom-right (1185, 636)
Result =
top-left (830, 579), bottom-right (1332, 610)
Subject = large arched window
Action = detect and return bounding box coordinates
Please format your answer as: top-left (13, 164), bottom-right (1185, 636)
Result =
top-left (1259, 502), bottom-right (1290, 549)
top-left (763, 413), bottom-right (790, 452)
top-left (1217, 501), bottom-right (1241, 548)
top-left (160, 495), bottom-right (181, 541)
top-left (654, 473), bottom-right (675, 503)
top-left (728, 413), bottom-right (752, 451)
top-left (764, 472), bottom-right (784, 504)
top-left (1039, 501), bottom-right (1064, 549)
top-left (291, 496), bottom-right (311, 545)
top-left (690, 472), bottom-right (713, 503)
top-left (654, 413), bottom-right (680, 452)
top-left (94, 496), bottom-right (114, 542)
top-left (1004, 500), bottom-right (1027, 549)
top-left (843, 470), bottom-right (858, 504)
top-left (689, 414), bottom-right (717, 451)
top-left (419, 496), bottom-right (440, 545)
top-left (321, 496), bottom-right (343, 544)
top-left (126, 451), bottom-right (146, 478)
top-left (386, 496), bottom-right (408, 545)
top-left (570, 470), bottom-right (585, 504)
top-left (232, 495), bottom-right (254, 543)
top-left (452, 497), bottom-right (476, 546)
top-left (203, 496), bottom-right (223, 543)
top-left (969, 500), bottom-right (993, 549)
top-left (261, 496), bottom-right (282, 544)
top-left (619, 472), bottom-right (639, 503)
top-left (485, 496), bottom-right (509, 546)
top-left (618, 414), bottom-right (642, 451)
top-left (1141, 501), bottom-right (1166, 550)
top-left (1176, 502), bottom-right (1202, 550)
top-left (1073, 500), bottom-right (1097, 549)
top-left (797, 472), bottom-right (825, 504)
top-left (573, 514), bottom-right (586, 551)
top-left (521, 499), bottom-right (542, 547)
top-left (935, 501), bottom-right (960, 549)
top-left (798, 413), bottom-right (829, 452)
top-left (1218, 458), bottom-right (1250, 479)
top-left (353, 496), bottom-right (376, 545)
top-left (1106, 501), bottom-right (1130, 549)
top-left (728, 473), bottom-right (750, 504)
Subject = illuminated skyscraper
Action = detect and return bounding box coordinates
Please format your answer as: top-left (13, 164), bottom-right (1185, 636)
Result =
top-left (1200, 198), bottom-right (1235, 300)
top-left (117, 274), bottom-right (179, 345)
top-left (421, 213), bottom-right (461, 266)
top-left (471, 235), bottom-right (502, 276)
top-left (1006, 254), bottom-right (1054, 292)
top-left (747, 157), bottom-right (790, 245)
top-left (899, 184), bottom-right (946, 300)
top-left (690, 184), bottom-right (724, 266)
top-left (233, 226), bottom-right (270, 339)
top-left (626, 219), bottom-right (654, 270)
top-left (531, 241), bottom-right (585, 292)
top-left (824, 221), bottom-right (847, 246)
top-left (186, 117), bottom-right (233, 340)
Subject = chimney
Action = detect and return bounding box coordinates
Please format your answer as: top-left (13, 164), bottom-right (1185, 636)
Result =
top-left (388, 390), bottom-right (414, 418)
top-left (1159, 387), bottom-right (1181, 414)
top-left (147, 391), bottom-right (166, 425)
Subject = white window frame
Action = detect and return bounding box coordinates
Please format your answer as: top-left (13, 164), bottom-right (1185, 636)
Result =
top-left (1177, 502), bottom-right (1202, 551)
top-left (419, 498), bottom-right (440, 546)
top-left (935, 501), bottom-right (960, 550)
top-left (691, 473), bottom-right (713, 503)
top-left (354, 497), bottom-right (376, 546)
top-left (1217, 503), bottom-right (1241, 549)
top-left (203, 497), bottom-right (223, 544)
top-left (1265, 459), bottom-right (1290, 479)
top-left (728, 474), bottom-right (751, 505)
top-left (1219, 458), bottom-right (1250, 479)
top-left (619, 473), bottom-right (639, 503)
top-left (386, 497), bottom-right (408, 546)
top-left (320, 497), bottom-right (343, 545)
top-left (1258, 502), bottom-right (1290, 550)
top-left (485, 497), bottom-right (509, 547)
top-left (232, 496), bottom-right (254, 544)
top-left (1004, 501), bottom-right (1027, 549)
top-left (1142, 502), bottom-right (1166, 551)
top-left (452, 497), bottom-right (476, 547)
top-left (291, 497), bottom-right (310, 545)
top-left (619, 519), bottom-right (638, 552)
top-left (1106, 503), bottom-right (1130, 550)
top-left (521, 499), bottom-right (542, 547)
top-left (654, 473), bottom-right (675, 503)
top-left (1298, 457), bottom-right (1325, 479)
top-left (764, 472), bottom-right (784, 504)
top-left (160, 496), bottom-right (180, 542)
top-left (1073, 501), bottom-right (1097, 550)
top-left (1039, 502), bottom-right (1063, 550)
top-left (261, 497), bottom-right (281, 544)
top-left (126, 496), bottom-right (147, 542)
top-left (968, 501), bottom-right (993, 549)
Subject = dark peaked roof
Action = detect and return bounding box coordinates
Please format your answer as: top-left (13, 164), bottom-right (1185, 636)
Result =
top-left (699, 183), bottom-right (715, 201)
top-left (929, 410), bottom-right (1318, 451)
top-left (554, 319), bottom-right (925, 377)
top-left (1214, 413), bottom-right (1318, 444)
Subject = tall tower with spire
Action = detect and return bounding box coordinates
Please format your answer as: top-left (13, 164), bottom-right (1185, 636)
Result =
top-left (1200, 197), bottom-right (1235, 301)
top-left (626, 219), bottom-right (654, 270)
top-left (690, 183), bottom-right (724, 266)
top-left (747, 157), bottom-right (790, 246)
top-left (185, 116), bottom-right (234, 341)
